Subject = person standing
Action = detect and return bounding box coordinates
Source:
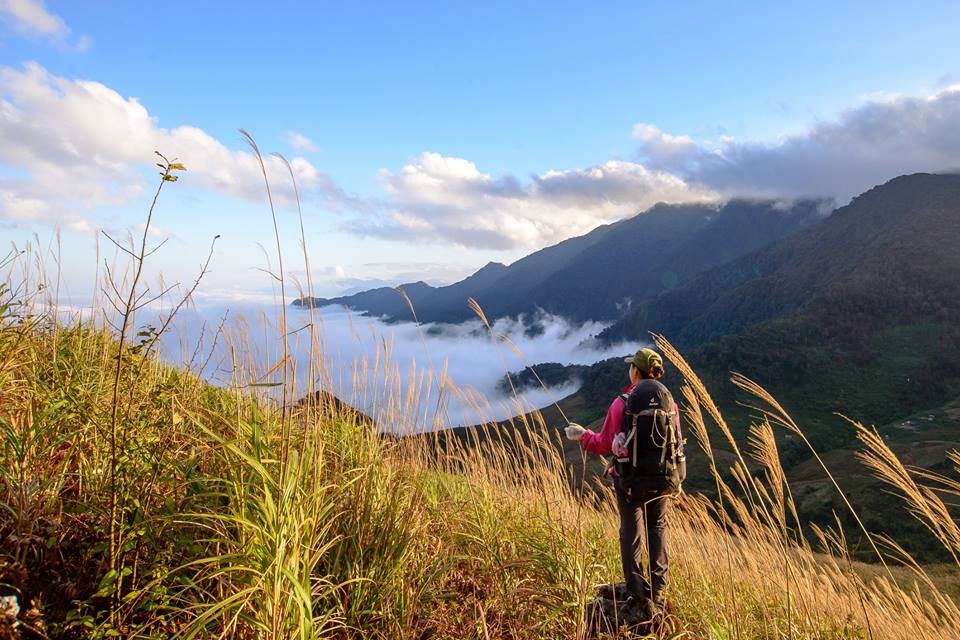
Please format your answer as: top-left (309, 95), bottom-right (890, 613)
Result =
top-left (565, 348), bottom-right (684, 615)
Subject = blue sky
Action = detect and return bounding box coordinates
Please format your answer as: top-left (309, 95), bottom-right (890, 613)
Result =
top-left (2, 0), bottom-right (960, 305)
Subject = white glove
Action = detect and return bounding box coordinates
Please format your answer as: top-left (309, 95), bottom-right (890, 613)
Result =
top-left (565, 423), bottom-right (586, 441)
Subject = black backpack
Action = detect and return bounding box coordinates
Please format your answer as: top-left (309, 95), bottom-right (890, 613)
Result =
top-left (615, 379), bottom-right (686, 493)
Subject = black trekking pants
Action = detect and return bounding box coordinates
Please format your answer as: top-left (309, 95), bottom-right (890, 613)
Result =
top-left (615, 481), bottom-right (671, 602)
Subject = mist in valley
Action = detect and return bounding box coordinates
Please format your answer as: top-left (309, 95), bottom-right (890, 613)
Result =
top-left (160, 302), bottom-right (644, 431)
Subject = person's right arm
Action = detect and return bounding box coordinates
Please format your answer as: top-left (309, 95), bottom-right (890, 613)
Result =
top-left (578, 396), bottom-right (624, 455)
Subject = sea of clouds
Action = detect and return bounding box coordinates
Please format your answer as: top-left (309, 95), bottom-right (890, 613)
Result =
top-left (159, 302), bottom-right (642, 432)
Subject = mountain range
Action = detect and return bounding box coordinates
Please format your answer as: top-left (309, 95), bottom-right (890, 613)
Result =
top-left (581, 172), bottom-right (960, 439)
top-left (295, 199), bottom-right (828, 323)
top-left (599, 172), bottom-right (960, 349)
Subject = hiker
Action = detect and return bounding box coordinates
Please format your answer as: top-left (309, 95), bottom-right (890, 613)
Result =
top-left (565, 348), bottom-right (684, 614)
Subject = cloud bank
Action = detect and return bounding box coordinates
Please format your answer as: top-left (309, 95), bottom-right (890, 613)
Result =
top-left (0, 63), bottom-right (358, 232)
top-left (4, 59), bottom-right (960, 259)
top-left (348, 152), bottom-right (717, 249)
top-left (347, 86), bottom-right (960, 251)
top-left (635, 85), bottom-right (960, 201)
top-left (162, 303), bottom-right (641, 430)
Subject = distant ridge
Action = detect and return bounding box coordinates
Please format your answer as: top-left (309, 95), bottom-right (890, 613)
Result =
top-left (555, 173), bottom-right (960, 456)
top-left (295, 198), bottom-right (828, 324)
top-left (599, 172), bottom-right (960, 347)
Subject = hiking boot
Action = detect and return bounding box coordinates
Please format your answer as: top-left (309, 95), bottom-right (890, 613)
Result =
top-left (641, 596), bottom-right (665, 622)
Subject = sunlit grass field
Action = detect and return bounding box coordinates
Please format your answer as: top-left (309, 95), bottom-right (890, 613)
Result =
top-left (2, 154), bottom-right (958, 639)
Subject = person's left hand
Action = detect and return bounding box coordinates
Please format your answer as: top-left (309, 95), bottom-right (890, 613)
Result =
top-left (565, 423), bottom-right (586, 441)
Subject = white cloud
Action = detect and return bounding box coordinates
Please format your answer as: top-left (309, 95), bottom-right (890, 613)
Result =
top-left (286, 131), bottom-right (319, 152)
top-left (632, 123), bottom-right (698, 169)
top-left (352, 84), bottom-right (960, 252)
top-left (636, 85), bottom-right (960, 201)
top-left (132, 221), bottom-right (176, 242)
top-left (0, 63), bottom-right (360, 232)
top-left (162, 303), bottom-right (644, 429)
top-left (1, 0), bottom-right (65, 36)
top-left (8, 61), bottom-right (959, 257)
top-left (0, 0), bottom-right (88, 49)
top-left (0, 188), bottom-right (94, 233)
top-left (350, 152), bottom-right (717, 249)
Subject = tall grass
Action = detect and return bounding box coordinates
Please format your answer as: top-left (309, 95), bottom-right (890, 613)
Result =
top-left (1, 145), bottom-right (959, 639)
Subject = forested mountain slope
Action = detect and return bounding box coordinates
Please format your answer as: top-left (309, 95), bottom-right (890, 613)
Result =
top-left (296, 199), bottom-right (826, 323)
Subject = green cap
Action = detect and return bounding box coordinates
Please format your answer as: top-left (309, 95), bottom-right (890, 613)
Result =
top-left (624, 347), bottom-right (663, 373)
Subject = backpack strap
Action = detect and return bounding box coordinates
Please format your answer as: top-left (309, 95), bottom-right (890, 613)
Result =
top-left (619, 393), bottom-right (639, 465)
top-left (659, 410), bottom-right (671, 466)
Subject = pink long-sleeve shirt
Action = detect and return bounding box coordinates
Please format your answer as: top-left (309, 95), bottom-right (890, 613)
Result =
top-left (579, 383), bottom-right (635, 456)
top-left (579, 383), bottom-right (682, 456)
